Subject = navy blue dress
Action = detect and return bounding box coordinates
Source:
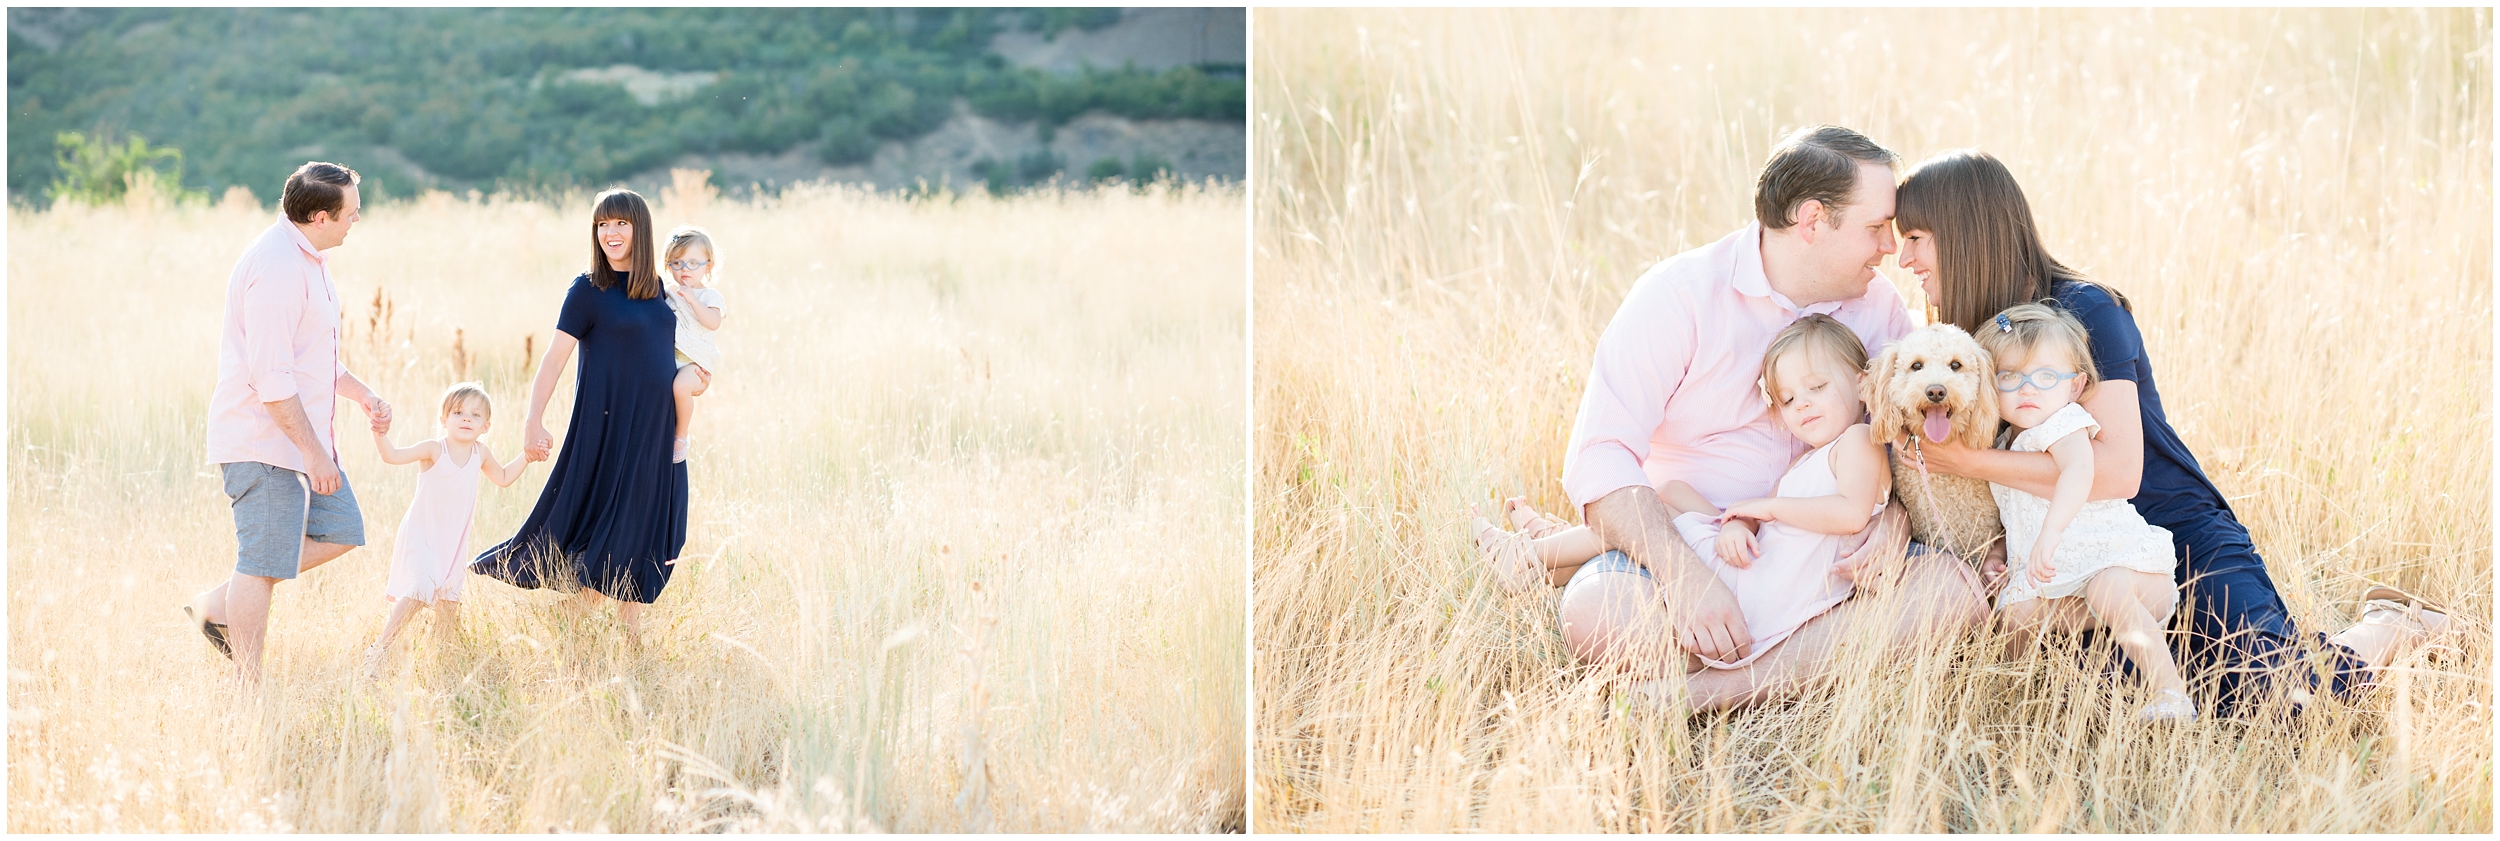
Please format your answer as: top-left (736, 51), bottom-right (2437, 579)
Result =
top-left (472, 273), bottom-right (688, 604)
top-left (2052, 281), bottom-right (2365, 714)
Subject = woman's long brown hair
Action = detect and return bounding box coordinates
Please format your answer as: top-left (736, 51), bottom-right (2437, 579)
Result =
top-left (1894, 149), bottom-right (2128, 333)
top-left (588, 188), bottom-right (661, 300)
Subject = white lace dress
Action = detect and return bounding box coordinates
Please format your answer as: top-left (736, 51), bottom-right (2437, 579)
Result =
top-left (1990, 403), bottom-right (2179, 614)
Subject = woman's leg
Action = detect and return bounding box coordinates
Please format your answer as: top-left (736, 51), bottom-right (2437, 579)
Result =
top-left (2173, 527), bottom-right (2367, 712)
top-left (2082, 570), bottom-right (2189, 695)
top-left (616, 600), bottom-right (644, 640)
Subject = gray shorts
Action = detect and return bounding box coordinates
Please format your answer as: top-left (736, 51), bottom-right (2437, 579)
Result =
top-left (221, 461), bottom-right (364, 580)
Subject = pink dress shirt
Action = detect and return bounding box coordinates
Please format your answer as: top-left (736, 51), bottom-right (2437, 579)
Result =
top-left (1561, 222), bottom-right (1916, 511)
top-left (205, 219), bottom-right (347, 473)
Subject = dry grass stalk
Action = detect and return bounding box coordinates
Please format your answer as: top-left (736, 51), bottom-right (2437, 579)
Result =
top-left (8, 180), bottom-right (1246, 831)
top-left (1253, 8), bottom-right (2489, 832)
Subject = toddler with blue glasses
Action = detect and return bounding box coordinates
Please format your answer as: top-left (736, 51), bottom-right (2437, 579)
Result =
top-left (1978, 303), bottom-right (2194, 723)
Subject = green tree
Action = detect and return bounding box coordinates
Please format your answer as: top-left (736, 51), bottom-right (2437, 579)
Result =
top-left (48, 131), bottom-right (199, 205)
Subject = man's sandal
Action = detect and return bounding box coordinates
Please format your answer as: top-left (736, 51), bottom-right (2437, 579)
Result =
top-left (183, 603), bottom-right (232, 660)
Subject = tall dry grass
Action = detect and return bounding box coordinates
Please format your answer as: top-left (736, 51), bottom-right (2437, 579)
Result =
top-left (9, 174), bottom-right (1245, 831)
top-left (1254, 8), bottom-right (2488, 832)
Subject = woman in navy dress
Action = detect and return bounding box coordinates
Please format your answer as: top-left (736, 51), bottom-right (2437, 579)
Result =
top-left (1891, 150), bottom-right (2456, 717)
top-left (472, 188), bottom-right (698, 636)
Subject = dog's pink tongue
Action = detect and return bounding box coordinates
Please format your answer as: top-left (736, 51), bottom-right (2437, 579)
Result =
top-left (1922, 407), bottom-right (1952, 443)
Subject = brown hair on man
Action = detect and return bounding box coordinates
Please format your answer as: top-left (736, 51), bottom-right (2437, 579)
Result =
top-left (281, 161), bottom-right (359, 224)
top-left (1755, 125), bottom-right (1900, 231)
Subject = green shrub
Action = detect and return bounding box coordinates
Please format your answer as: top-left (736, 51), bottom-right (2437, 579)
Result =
top-left (1086, 156), bottom-right (1125, 183)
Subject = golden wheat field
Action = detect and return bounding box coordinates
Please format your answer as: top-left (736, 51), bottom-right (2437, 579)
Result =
top-left (8, 175), bottom-right (1245, 831)
top-left (1254, 8), bottom-right (2490, 833)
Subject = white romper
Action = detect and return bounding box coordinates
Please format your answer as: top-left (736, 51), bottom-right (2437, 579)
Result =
top-left (1990, 403), bottom-right (2179, 615)
top-left (667, 284), bottom-right (726, 373)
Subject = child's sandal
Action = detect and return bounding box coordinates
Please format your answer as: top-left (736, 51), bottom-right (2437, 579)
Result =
top-left (2139, 688), bottom-right (2198, 723)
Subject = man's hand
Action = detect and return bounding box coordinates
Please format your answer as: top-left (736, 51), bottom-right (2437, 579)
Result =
top-left (1714, 519), bottom-right (1759, 569)
top-left (364, 395), bottom-right (393, 433)
top-left (1832, 503), bottom-right (1911, 588)
top-left (1665, 571), bottom-right (1752, 663)
top-left (1583, 484), bottom-right (1751, 663)
top-left (302, 452), bottom-right (342, 496)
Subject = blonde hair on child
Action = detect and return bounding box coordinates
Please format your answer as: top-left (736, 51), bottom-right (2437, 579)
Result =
top-left (1974, 303), bottom-right (2099, 400)
top-left (1759, 313), bottom-right (1870, 406)
top-left (439, 382), bottom-right (491, 421)
top-left (664, 225), bottom-right (718, 282)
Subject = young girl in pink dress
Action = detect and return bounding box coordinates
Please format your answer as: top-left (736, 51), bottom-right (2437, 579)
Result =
top-left (363, 383), bottom-right (539, 677)
top-left (1477, 314), bottom-right (1891, 669)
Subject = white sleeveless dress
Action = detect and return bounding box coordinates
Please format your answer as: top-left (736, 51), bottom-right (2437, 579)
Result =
top-left (1990, 403), bottom-right (2178, 615)
top-left (385, 439), bottom-right (483, 604)
top-left (1670, 437), bottom-right (1876, 669)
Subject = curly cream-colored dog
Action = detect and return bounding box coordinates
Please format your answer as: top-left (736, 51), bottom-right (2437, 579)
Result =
top-left (1864, 322), bottom-right (2004, 568)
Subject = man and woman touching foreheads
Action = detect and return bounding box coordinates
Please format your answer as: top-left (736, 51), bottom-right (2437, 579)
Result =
top-left (1473, 125), bottom-right (2456, 721)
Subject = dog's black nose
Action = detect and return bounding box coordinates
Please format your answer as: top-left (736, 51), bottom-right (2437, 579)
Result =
top-left (1925, 385), bottom-right (1946, 403)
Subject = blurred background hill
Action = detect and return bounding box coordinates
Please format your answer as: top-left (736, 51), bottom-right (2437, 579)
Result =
top-left (7, 7), bottom-right (1245, 203)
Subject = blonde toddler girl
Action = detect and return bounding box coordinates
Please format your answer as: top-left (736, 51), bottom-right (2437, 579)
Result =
top-left (1978, 303), bottom-right (2194, 722)
top-left (363, 383), bottom-right (538, 677)
top-left (1476, 314), bottom-right (1891, 669)
top-left (662, 225), bottom-right (726, 463)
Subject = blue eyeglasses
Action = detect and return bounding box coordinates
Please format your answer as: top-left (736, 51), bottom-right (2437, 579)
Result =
top-left (1995, 368), bottom-right (2083, 392)
top-left (667, 259), bottom-right (712, 272)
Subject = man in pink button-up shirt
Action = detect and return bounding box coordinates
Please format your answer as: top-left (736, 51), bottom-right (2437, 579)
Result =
top-left (1550, 126), bottom-right (1993, 710)
top-left (188, 161), bottom-right (394, 685)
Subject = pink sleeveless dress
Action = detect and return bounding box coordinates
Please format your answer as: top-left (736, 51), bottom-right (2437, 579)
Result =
top-left (1670, 437), bottom-right (1876, 669)
top-left (385, 439), bottom-right (483, 604)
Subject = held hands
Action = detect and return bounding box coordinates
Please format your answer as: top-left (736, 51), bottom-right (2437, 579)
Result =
top-left (526, 421), bottom-right (554, 462)
top-left (363, 395), bottom-right (393, 434)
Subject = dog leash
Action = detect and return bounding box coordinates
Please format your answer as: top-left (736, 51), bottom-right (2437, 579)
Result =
top-left (1903, 436), bottom-right (1990, 570)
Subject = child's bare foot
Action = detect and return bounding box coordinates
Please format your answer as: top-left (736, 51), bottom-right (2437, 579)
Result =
top-left (361, 644), bottom-right (388, 680)
top-left (672, 437), bottom-right (689, 464)
top-left (1473, 508), bottom-right (1544, 594)
top-left (1503, 496), bottom-right (1567, 538)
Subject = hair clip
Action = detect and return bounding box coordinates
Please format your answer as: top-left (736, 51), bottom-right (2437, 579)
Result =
top-left (1995, 313), bottom-right (2013, 333)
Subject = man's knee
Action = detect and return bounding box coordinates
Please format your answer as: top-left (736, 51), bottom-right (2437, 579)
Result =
top-left (1557, 560), bottom-right (1670, 668)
